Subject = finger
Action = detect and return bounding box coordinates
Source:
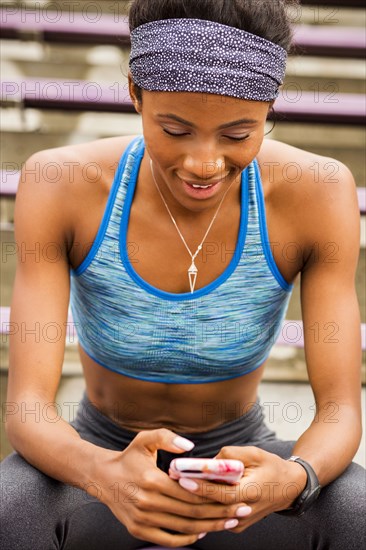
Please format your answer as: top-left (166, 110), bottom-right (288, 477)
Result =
top-left (197, 476), bottom-right (261, 507)
top-left (130, 524), bottom-right (207, 547)
top-left (132, 427), bottom-right (195, 456)
top-left (178, 477), bottom-right (244, 505)
top-left (214, 445), bottom-right (263, 463)
top-left (141, 489), bottom-right (252, 521)
top-left (138, 466), bottom-right (216, 505)
top-left (228, 509), bottom-right (269, 533)
top-left (164, 474), bottom-right (221, 504)
top-left (141, 509), bottom-right (242, 534)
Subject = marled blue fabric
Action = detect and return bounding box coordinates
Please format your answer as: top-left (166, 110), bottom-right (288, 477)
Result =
top-left (69, 136), bottom-right (293, 383)
top-left (129, 18), bottom-right (287, 101)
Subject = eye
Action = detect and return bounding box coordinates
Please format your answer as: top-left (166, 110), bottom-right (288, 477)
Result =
top-left (163, 129), bottom-right (189, 137)
top-left (225, 135), bottom-right (250, 142)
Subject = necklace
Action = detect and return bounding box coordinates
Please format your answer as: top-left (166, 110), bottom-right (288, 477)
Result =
top-left (150, 159), bottom-right (234, 293)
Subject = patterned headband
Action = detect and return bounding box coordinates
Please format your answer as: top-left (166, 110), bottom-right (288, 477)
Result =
top-left (129, 18), bottom-right (288, 102)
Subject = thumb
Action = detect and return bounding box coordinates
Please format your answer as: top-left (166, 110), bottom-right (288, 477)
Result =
top-left (213, 446), bottom-right (243, 460)
top-left (215, 445), bottom-right (264, 463)
top-left (133, 428), bottom-right (195, 456)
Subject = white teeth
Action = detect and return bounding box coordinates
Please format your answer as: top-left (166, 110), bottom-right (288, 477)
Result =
top-left (191, 184), bottom-right (213, 189)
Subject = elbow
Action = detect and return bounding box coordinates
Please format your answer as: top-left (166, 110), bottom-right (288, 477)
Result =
top-left (5, 416), bottom-right (18, 451)
top-left (346, 406), bottom-right (363, 458)
top-left (4, 408), bottom-right (25, 453)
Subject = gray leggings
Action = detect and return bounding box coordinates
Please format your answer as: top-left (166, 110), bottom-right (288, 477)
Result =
top-left (1, 391), bottom-right (365, 550)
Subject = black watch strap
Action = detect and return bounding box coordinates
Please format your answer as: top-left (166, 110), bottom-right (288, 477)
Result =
top-left (276, 456), bottom-right (322, 516)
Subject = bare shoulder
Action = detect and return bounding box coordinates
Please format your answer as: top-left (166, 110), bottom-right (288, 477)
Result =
top-left (258, 138), bottom-right (355, 196)
top-left (19, 135), bottom-right (140, 246)
top-left (25, 134), bottom-right (140, 187)
top-left (257, 139), bottom-right (358, 258)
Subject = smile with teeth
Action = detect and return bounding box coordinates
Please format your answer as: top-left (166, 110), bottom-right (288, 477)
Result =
top-left (190, 183), bottom-right (214, 189)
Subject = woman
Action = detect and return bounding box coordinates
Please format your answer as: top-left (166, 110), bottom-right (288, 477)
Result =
top-left (1, 0), bottom-right (364, 548)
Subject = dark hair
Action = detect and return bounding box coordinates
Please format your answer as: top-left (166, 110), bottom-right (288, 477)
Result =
top-left (128, 0), bottom-right (299, 104)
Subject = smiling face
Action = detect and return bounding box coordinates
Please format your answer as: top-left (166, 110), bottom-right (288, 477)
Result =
top-left (128, 74), bottom-right (272, 215)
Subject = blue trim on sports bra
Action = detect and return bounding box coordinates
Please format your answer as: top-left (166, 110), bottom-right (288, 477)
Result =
top-left (253, 159), bottom-right (294, 292)
top-left (71, 136), bottom-right (142, 277)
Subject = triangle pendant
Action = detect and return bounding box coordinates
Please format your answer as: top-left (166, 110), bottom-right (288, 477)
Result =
top-left (188, 262), bottom-right (198, 293)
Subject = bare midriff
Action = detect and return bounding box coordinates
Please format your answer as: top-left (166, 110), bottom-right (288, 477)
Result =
top-left (81, 345), bottom-right (266, 433)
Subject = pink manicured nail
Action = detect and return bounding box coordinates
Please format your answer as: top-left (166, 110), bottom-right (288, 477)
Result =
top-left (236, 505), bottom-right (252, 517)
top-left (198, 532), bottom-right (207, 539)
top-left (224, 518), bottom-right (239, 529)
top-left (173, 436), bottom-right (195, 451)
top-left (179, 478), bottom-right (199, 491)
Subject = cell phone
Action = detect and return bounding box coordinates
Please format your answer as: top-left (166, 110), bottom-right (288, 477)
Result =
top-left (169, 457), bottom-right (244, 484)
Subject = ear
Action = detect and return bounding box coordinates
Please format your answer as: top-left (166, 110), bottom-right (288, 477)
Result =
top-left (128, 71), bottom-right (142, 114)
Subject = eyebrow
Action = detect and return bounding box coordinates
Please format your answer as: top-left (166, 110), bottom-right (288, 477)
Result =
top-left (156, 113), bottom-right (258, 129)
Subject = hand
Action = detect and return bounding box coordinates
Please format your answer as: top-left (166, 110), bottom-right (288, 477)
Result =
top-left (92, 429), bottom-right (253, 547)
top-left (176, 446), bottom-right (307, 534)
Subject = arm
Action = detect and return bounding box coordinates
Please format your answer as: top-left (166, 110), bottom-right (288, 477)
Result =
top-left (5, 150), bottom-right (248, 545)
top-left (177, 158), bottom-right (362, 526)
top-left (5, 150), bottom-right (109, 491)
top-left (289, 160), bottom-right (362, 486)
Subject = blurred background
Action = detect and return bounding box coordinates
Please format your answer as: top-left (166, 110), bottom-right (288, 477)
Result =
top-left (1, 0), bottom-right (365, 465)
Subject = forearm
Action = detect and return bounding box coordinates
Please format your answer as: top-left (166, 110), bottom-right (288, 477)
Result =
top-left (5, 397), bottom-right (119, 497)
top-left (291, 402), bottom-right (362, 486)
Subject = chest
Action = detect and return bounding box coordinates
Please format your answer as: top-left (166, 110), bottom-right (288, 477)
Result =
top-left (69, 174), bottom-right (304, 291)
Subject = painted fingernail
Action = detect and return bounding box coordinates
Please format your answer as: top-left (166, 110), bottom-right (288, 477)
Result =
top-left (198, 532), bottom-right (207, 539)
top-left (173, 436), bottom-right (195, 451)
top-left (224, 519), bottom-right (239, 529)
top-left (179, 478), bottom-right (199, 491)
top-left (236, 505), bottom-right (252, 517)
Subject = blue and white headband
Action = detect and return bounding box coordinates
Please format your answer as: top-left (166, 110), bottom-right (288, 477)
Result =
top-left (129, 18), bottom-right (287, 102)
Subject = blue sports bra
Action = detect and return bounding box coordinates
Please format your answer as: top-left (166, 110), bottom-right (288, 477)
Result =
top-left (69, 135), bottom-right (294, 383)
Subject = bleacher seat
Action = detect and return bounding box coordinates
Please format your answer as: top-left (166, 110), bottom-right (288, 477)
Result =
top-left (1, 8), bottom-right (365, 59)
top-left (292, 25), bottom-right (365, 58)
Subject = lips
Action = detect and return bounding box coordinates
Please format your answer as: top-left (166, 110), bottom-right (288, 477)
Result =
top-left (181, 178), bottom-right (223, 199)
top-left (182, 183), bottom-right (222, 189)
top-left (189, 183), bottom-right (215, 189)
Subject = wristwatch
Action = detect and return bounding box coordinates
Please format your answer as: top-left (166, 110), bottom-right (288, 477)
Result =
top-left (276, 456), bottom-right (322, 516)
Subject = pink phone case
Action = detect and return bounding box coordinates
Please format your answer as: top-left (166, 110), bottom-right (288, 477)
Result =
top-left (169, 458), bottom-right (244, 484)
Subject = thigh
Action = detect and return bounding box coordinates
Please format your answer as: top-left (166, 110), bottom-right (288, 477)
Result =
top-left (1, 450), bottom-right (87, 550)
top-left (0, 451), bottom-right (149, 550)
top-left (255, 437), bottom-right (366, 547)
top-left (1, 394), bottom-right (156, 550)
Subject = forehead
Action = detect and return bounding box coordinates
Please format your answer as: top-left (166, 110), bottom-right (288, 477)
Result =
top-left (142, 90), bottom-right (270, 125)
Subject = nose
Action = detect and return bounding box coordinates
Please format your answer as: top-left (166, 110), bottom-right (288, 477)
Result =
top-left (182, 145), bottom-right (226, 181)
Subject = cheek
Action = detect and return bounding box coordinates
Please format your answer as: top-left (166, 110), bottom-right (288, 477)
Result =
top-left (233, 140), bottom-right (262, 170)
top-left (145, 146), bottom-right (177, 180)
top-left (145, 136), bottom-right (181, 170)
top-left (143, 131), bottom-right (171, 164)
top-left (250, 132), bottom-right (266, 155)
